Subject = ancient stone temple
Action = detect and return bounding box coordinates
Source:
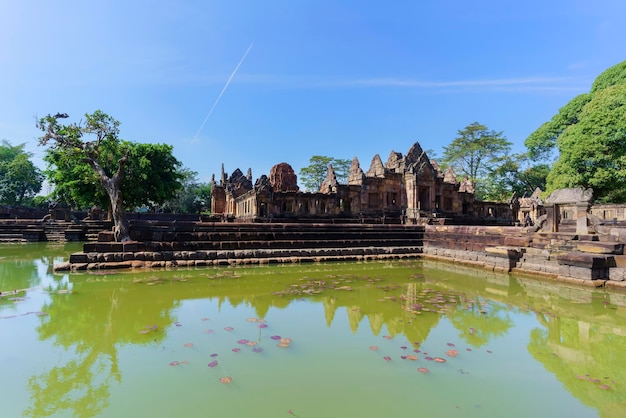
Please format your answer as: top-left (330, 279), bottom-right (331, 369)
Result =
top-left (210, 141), bottom-right (475, 223)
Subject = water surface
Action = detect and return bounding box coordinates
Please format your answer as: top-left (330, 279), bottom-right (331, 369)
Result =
top-left (1, 243), bottom-right (624, 418)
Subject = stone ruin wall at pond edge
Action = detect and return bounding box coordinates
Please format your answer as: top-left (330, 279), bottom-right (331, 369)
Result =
top-left (51, 221), bottom-right (626, 293)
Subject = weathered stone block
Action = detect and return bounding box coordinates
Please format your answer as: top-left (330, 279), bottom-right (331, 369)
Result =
top-left (609, 267), bottom-right (626, 281)
top-left (576, 242), bottom-right (624, 255)
top-left (69, 253), bottom-right (89, 263)
top-left (503, 236), bottom-right (532, 246)
top-left (557, 252), bottom-right (615, 268)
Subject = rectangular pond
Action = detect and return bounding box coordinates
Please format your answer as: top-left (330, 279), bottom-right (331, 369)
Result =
top-left (1, 243), bottom-right (625, 417)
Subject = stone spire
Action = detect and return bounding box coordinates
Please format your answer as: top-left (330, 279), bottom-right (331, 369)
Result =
top-left (348, 157), bottom-right (364, 185)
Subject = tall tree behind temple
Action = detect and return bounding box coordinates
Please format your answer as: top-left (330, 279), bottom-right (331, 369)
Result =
top-left (442, 122), bottom-right (512, 200)
top-left (525, 60), bottom-right (626, 203)
top-left (299, 155), bottom-right (351, 192)
top-left (0, 140), bottom-right (43, 206)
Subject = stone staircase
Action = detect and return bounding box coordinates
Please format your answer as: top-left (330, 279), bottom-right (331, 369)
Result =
top-left (57, 221), bottom-right (426, 271)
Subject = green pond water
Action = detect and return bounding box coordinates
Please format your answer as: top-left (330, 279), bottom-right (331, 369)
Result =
top-left (1, 242), bottom-right (625, 418)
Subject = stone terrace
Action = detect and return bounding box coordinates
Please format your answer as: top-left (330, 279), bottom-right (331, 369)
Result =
top-left (54, 221), bottom-right (425, 271)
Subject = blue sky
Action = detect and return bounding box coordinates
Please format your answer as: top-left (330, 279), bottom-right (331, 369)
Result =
top-left (2, 1), bottom-right (626, 189)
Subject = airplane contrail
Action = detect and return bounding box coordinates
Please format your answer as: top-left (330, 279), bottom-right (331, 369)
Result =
top-left (192, 43), bottom-right (253, 142)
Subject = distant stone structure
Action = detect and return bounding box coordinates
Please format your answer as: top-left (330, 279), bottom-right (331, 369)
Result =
top-left (210, 141), bottom-right (476, 223)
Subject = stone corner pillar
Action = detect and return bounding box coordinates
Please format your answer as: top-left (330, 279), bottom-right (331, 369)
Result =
top-left (544, 203), bottom-right (557, 233)
top-left (575, 202), bottom-right (590, 235)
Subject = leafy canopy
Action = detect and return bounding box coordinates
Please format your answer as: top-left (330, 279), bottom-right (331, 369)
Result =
top-left (40, 111), bottom-right (184, 210)
top-left (441, 122), bottom-right (511, 199)
top-left (299, 155), bottom-right (351, 192)
top-left (525, 60), bottom-right (626, 202)
top-left (0, 140), bottom-right (43, 206)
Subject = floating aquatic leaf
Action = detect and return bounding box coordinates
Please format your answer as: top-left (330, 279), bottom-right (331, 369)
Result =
top-left (252, 347), bottom-right (264, 353)
top-left (169, 361), bottom-right (180, 366)
top-left (277, 342), bottom-right (290, 348)
top-left (271, 335), bottom-right (282, 340)
top-left (205, 329), bottom-right (214, 333)
top-left (237, 339), bottom-right (249, 344)
top-left (247, 318), bottom-right (258, 322)
top-left (406, 355), bottom-right (418, 361)
top-left (447, 343), bottom-right (455, 347)
top-left (208, 361), bottom-right (218, 367)
top-left (280, 338), bottom-right (292, 344)
top-left (184, 343), bottom-right (194, 348)
top-left (487, 350), bottom-right (493, 354)
top-left (424, 356), bottom-right (434, 361)
top-left (383, 356), bottom-right (392, 361)
top-left (175, 322), bottom-right (182, 327)
top-left (434, 357), bottom-right (446, 363)
top-left (224, 327), bottom-right (234, 331)
top-left (383, 335), bottom-right (392, 340)
top-left (466, 348), bottom-right (472, 352)
top-left (418, 367), bottom-right (430, 373)
top-left (201, 317), bottom-right (210, 321)
top-left (400, 346), bottom-right (407, 350)
top-left (210, 353), bottom-right (218, 357)
top-left (258, 324), bottom-right (268, 329)
top-left (401, 356), bottom-right (407, 360)
top-left (414, 349), bottom-right (421, 353)
top-left (181, 360), bottom-right (189, 365)
top-left (370, 346), bottom-right (380, 351)
top-left (232, 348), bottom-right (241, 352)
top-left (246, 341), bottom-right (257, 346)
top-left (446, 349), bottom-right (459, 357)
top-left (219, 376), bottom-right (232, 384)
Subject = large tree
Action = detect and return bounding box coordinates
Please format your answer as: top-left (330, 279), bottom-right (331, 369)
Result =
top-left (442, 122), bottom-right (512, 199)
top-left (525, 60), bottom-right (626, 202)
top-left (160, 168), bottom-right (212, 214)
top-left (38, 111), bottom-right (183, 241)
top-left (299, 155), bottom-right (351, 192)
top-left (0, 140), bottom-right (43, 205)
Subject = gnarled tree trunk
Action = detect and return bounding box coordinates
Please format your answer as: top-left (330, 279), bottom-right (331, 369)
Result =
top-left (89, 153), bottom-right (131, 242)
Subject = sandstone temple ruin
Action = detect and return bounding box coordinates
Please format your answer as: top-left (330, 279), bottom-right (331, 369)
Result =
top-left (210, 141), bottom-right (477, 224)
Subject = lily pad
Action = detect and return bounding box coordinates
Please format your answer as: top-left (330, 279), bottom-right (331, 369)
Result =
top-left (417, 367), bottom-right (430, 373)
top-left (208, 361), bottom-right (218, 367)
top-left (434, 357), bottom-right (446, 363)
top-left (219, 376), bottom-right (232, 384)
top-left (169, 361), bottom-right (180, 366)
top-left (446, 349), bottom-right (459, 357)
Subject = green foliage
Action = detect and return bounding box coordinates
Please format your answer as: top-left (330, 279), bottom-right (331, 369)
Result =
top-left (525, 93), bottom-right (591, 161)
top-left (299, 155), bottom-right (351, 192)
top-left (525, 60), bottom-right (626, 203)
top-left (546, 84), bottom-right (626, 202)
top-left (160, 168), bottom-right (212, 213)
top-left (39, 111), bottom-right (184, 210)
top-left (591, 60), bottom-right (626, 93)
top-left (441, 122), bottom-right (512, 199)
top-left (481, 154), bottom-right (549, 201)
top-left (0, 140), bottom-right (43, 205)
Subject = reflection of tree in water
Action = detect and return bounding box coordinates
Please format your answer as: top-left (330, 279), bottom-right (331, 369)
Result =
top-left (24, 280), bottom-right (179, 418)
top-left (528, 310), bottom-right (626, 418)
top-left (447, 298), bottom-right (514, 348)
